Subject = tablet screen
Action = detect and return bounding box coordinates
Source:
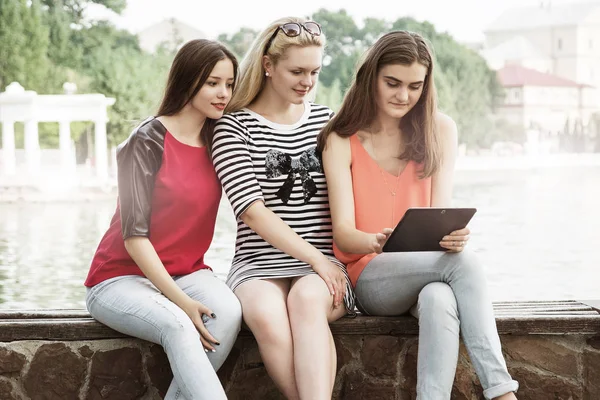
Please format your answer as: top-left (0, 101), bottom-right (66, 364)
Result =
top-left (382, 207), bottom-right (477, 252)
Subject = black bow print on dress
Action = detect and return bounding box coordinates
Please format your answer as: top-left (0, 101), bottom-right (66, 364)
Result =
top-left (265, 147), bottom-right (323, 204)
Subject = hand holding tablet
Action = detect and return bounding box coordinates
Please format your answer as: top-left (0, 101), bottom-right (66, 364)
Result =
top-left (381, 207), bottom-right (477, 252)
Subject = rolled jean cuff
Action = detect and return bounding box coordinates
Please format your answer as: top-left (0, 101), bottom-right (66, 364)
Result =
top-left (483, 380), bottom-right (519, 399)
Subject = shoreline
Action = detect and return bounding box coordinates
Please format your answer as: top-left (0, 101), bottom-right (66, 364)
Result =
top-left (456, 152), bottom-right (600, 171)
top-left (2, 153), bottom-right (600, 203)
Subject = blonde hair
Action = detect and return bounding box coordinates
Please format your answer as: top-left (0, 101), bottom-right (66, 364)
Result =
top-left (226, 17), bottom-right (326, 113)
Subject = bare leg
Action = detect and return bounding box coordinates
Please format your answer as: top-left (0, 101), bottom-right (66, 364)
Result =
top-left (329, 332), bottom-right (337, 390)
top-left (235, 279), bottom-right (299, 400)
top-left (494, 393), bottom-right (518, 400)
top-left (288, 274), bottom-right (346, 400)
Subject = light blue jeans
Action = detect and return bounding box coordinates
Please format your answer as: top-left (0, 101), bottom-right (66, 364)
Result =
top-left (86, 269), bottom-right (242, 400)
top-left (355, 251), bottom-right (518, 400)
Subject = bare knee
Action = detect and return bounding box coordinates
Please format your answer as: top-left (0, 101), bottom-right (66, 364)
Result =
top-left (287, 280), bottom-right (330, 318)
top-left (243, 300), bottom-right (291, 345)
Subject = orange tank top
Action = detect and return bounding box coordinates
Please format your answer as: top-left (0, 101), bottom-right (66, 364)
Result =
top-left (334, 134), bottom-right (432, 286)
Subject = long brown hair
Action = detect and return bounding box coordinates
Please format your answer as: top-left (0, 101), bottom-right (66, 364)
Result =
top-left (317, 31), bottom-right (442, 177)
top-left (157, 39), bottom-right (238, 151)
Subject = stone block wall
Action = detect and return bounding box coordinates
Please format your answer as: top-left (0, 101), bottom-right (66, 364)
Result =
top-left (0, 339), bottom-right (170, 400)
top-left (1, 334), bottom-right (598, 399)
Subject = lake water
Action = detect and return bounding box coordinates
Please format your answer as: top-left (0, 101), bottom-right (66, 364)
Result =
top-left (1, 161), bottom-right (599, 309)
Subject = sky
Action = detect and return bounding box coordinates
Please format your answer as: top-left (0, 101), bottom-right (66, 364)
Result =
top-left (86, 0), bottom-right (583, 43)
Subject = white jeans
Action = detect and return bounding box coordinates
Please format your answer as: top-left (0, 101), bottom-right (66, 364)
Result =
top-left (355, 251), bottom-right (518, 400)
top-left (86, 269), bottom-right (242, 400)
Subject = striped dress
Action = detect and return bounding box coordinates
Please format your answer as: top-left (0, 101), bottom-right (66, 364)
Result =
top-left (211, 102), bottom-right (355, 312)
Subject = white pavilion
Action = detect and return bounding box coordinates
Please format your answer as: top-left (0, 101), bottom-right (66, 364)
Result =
top-left (0, 82), bottom-right (115, 188)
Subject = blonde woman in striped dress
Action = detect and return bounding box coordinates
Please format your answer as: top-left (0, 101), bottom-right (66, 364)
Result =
top-left (211, 17), bottom-right (354, 400)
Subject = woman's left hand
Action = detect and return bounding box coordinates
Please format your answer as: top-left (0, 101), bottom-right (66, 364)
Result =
top-left (440, 227), bottom-right (470, 252)
top-left (311, 258), bottom-right (347, 309)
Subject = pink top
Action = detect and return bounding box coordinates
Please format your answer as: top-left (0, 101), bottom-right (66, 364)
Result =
top-left (85, 131), bottom-right (221, 287)
top-left (334, 134), bottom-right (432, 286)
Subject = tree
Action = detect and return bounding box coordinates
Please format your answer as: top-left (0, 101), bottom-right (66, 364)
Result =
top-left (0, 0), bottom-right (27, 90)
top-left (1, 5), bottom-right (502, 149)
top-left (45, 0), bottom-right (73, 67)
top-left (360, 18), bottom-right (390, 47)
top-left (391, 17), bottom-right (437, 38)
top-left (316, 78), bottom-right (344, 112)
top-left (82, 42), bottom-right (173, 145)
top-left (312, 9), bottom-right (361, 90)
top-left (216, 12), bottom-right (502, 147)
top-left (392, 17), bottom-right (503, 147)
top-left (40, 0), bottom-right (126, 24)
top-left (0, 0), bottom-right (175, 153)
top-left (20, 0), bottom-right (51, 91)
top-left (56, 20), bottom-right (172, 145)
top-left (217, 27), bottom-right (258, 60)
top-left (68, 20), bottom-right (141, 71)
top-left (39, 0), bottom-right (74, 92)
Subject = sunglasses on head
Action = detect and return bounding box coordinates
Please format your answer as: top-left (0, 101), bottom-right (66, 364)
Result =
top-left (263, 21), bottom-right (322, 55)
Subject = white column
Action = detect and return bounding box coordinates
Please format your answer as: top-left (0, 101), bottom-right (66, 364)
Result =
top-left (58, 120), bottom-right (75, 175)
top-left (1, 120), bottom-right (17, 175)
top-left (24, 119), bottom-right (40, 176)
top-left (94, 119), bottom-right (108, 181)
top-left (110, 145), bottom-right (117, 177)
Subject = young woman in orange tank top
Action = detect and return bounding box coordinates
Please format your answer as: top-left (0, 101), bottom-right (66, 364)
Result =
top-left (317, 31), bottom-right (518, 400)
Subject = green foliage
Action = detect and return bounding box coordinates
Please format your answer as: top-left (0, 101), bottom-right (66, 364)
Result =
top-left (66, 22), bottom-right (173, 144)
top-left (69, 21), bottom-right (141, 69)
top-left (361, 18), bottom-right (391, 47)
top-left (391, 18), bottom-right (503, 147)
top-left (44, 0), bottom-right (73, 66)
top-left (0, 1), bottom-right (173, 149)
top-left (20, 0), bottom-right (51, 91)
top-left (313, 11), bottom-right (504, 147)
top-left (40, 0), bottom-right (126, 23)
top-left (0, 4), bottom-right (505, 149)
top-left (391, 17), bottom-right (438, 38)
top-left (39, 123), bottom-right (59, 149)
top-left (312, 9), bottom-right (361, 90)
top-left (218, 27), bottom-right (259, 60)
top-left (88, 45), bottom-right (173, 145)
top-left (0, 0), bottom-right (27, 89)
top-left (316, 78), bottom-right (344, 112)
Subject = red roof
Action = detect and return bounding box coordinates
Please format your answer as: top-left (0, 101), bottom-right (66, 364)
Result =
top-left (497, 65), bottom-right (583, 88)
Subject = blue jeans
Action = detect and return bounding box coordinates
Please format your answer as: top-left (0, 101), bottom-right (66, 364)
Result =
top-left (355, 251), bottom-right (518, 400)
top-left (86, 269), bottom-right (242, 400)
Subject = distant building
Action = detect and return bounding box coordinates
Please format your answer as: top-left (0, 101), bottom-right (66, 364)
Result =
top-left (483, 1), bottom-right (600, 138)
top-left (481, 36), bottom-right (553, 73)
top-left (495, 65), bottom-right (597, 132)
top-left (484, 1), bottom-right (600, 87)
top-left (137, 18), bottom-right (206, 53)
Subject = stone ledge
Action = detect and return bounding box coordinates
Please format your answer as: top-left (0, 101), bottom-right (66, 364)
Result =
top-left (1, 300), bottom-right (599, 400)
top-left (1, 300), bottom-right (599, 342)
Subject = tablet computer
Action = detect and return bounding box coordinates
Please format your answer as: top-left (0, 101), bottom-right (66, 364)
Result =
top-left (382, 207), bottom-right (477, 252)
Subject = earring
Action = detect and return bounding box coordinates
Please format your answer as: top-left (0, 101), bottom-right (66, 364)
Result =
top-left (265, 72), bottom-right (270, 77)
